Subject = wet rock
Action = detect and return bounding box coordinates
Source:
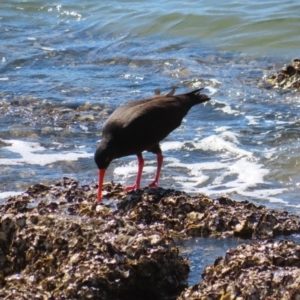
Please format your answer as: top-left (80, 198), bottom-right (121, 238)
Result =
top-left (178, 239), bottom-right (300, 300)
top-left (4, 178), bottom-right (300, 240)
top-left (1, 178), bottom-right (300, 299)
top-left (264, 58), bottom-right (300, 90)
top-left (116, 189), bottom-right (300, 239)
top-left (0, 95), bottom-right (108, 139)
top-left (0, 179), bottom-right (189, 299)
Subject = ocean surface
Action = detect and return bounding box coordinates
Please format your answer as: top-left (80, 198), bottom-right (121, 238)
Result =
top-left (1, 0), bottom-right (300, 287)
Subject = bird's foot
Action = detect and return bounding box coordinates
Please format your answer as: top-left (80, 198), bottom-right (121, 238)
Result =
top-left (147, 181), bottom-right (159, 189)
top-left (124, 184), bottom-right (139, 192)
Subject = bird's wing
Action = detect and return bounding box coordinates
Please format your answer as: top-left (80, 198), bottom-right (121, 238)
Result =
top-left (103, 88), bottom-right (210, 156)
top-left (104, 97), bottom-right (187, 153)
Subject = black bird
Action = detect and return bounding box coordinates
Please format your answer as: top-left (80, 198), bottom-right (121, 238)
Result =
top-left (94, 88), bottom-right (210, 202)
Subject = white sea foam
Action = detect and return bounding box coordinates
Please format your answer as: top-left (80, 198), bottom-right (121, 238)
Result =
top-left (215, 102), bottom-right (240, 115)
top-left (0, 191), bottom-right (22, 199)
top-left (173, 174), bottom-right (210, 188)
top-left (114, 163), bottom-right (156, 186)
top-left (0, 139), bottom-right (93, 166)
top-left (161, 141), bottom-right (183, 152)
top-left (173, 157), bottom-right (272, 200)
top-left (239, 189), bottom-right (288, 204)
top-left (115, 152), bottom-right (272, 200)
top-left (214, 126), bottom-right (231, 133)
top-left (245, 115), bottom-right (260, 125)
top-left (194, 131), bottom-right (251, 157)
top-left (110, 131), bottom-right (278, 203)
top-left (210, 158), bottom-right (268, 189)
top-left (0, 134), bottom-right (279, 206)
top-left (263, 147), bottom-right (277, 159)
top-left (205, 86), bottom-right (218, 95)
top-left (114, 164), bottom-right (156, 177)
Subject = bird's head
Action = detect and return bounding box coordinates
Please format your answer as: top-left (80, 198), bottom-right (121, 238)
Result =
top-left (94, 138), bottom-right (115, 202)
top-left (94, 141), bottom-right (113, 169)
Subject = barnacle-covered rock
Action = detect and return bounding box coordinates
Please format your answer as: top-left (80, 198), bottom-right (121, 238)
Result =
top-left (264, 58), bottom-right (300, 90)
top-left (0, 180), bottom-right (189, 299)
top-left (3, 178), bottom-right (300, 240)
top-left (178, 240), bottom-right (300, 300)
top-left (117, 190), bottom-right (300, 239)
top-left (1, 178), bottom-right (300, 299)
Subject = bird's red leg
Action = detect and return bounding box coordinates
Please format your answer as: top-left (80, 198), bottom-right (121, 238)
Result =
top-left (97, 168), bottom-right (106, 202)
top-left (124, 153), bottom-right (144, 191)
top-left (148, 152), bottom-right (163, 188)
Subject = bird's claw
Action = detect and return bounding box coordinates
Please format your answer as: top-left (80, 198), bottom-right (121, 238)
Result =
top-left (124, 184), bottom-right (139, 192)
top-left (147, 181), bottom-right (159, 189)
top-left (124, 181), bottom-right (159, 191)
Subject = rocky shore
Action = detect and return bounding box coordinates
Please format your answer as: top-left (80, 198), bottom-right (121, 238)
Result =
top-left (1, 178), bottom-right (300, 299)
top-left (264, 58), bottom-right (300, 90)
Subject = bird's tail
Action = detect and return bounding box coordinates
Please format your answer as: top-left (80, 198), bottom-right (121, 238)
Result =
top-left (185, 88), bottom-right (211, 104)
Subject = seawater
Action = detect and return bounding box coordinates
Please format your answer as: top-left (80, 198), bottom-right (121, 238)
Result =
top-left (1, 0), bottom-right (300, 287)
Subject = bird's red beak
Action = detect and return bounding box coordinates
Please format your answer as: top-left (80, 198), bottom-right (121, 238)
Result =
top-left (97, 168), bottom-right (106, 202)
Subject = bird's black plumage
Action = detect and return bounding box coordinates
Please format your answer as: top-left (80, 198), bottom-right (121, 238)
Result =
top-left (95, 88), bottom-right (210, 202)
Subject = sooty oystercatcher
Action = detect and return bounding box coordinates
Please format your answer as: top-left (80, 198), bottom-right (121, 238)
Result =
top-left (94, 88), bottom-right (210, 202)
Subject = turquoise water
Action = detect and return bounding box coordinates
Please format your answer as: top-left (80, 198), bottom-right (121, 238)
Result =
top-left (1, 0), bottom-right (300, 287)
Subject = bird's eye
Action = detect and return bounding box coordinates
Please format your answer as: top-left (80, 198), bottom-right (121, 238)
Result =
top-left (105, 157), bottom-right (110, 162)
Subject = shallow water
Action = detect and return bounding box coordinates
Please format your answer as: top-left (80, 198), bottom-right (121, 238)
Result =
top-left (179, 234), bottom-right (300, 286)
top-left (1, 0), bottom-right (300, 288)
